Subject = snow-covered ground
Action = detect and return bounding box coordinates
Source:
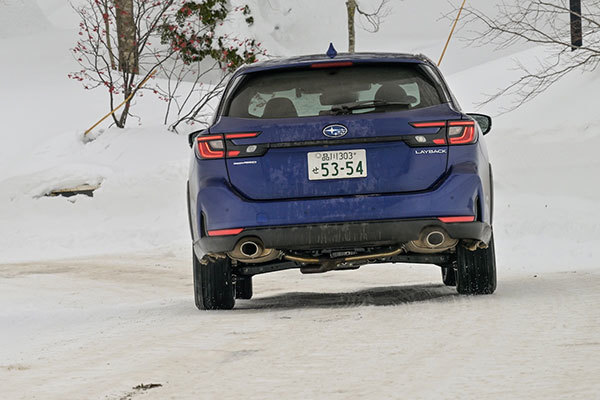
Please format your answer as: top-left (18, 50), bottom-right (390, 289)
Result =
top-left (2, 256), bottom-right (599, 399)
top-left (1, 1), bottom-right (600, 398)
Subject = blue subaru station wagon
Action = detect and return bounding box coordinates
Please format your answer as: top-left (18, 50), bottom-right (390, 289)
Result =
top-left (187, 51), bottom-right (496, 310)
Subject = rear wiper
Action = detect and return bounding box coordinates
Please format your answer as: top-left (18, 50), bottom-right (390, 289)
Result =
top-left (329, 100), bottom-right (411, 115)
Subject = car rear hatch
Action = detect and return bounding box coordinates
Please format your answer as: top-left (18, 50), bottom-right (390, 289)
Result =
top-left (210, 62), bottom-right (461, 200)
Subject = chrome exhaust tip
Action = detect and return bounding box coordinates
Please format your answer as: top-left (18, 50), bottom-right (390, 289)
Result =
top-left (228, 237), bottom-right (280, 263)
top-left (425, 231), bottom-right (445, 248)
top-left (240, 240), bottom-right (261, 258)
top-left (405, 227), bottom-right (458, 254)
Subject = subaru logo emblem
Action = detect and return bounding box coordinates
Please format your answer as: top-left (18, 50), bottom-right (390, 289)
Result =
top-left (323, 124), bottom-right (348, 138)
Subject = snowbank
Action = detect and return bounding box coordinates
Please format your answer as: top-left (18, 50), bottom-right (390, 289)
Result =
top-left (0, 127), bottom-right (189, 263)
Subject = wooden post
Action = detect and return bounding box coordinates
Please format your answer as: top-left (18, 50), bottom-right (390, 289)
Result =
top-left (570, 0), bottom-right (582, 51)
top-left (346, 0), bottom-right (356, 53)
top-left (84, 70), bottom-right (156, 136)
top-left (438, 0), bottom-right (467, 66)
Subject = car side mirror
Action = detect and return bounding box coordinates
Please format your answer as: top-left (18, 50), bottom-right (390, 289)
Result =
top-left (468, 113), bottom-right (492, 135)
top-left (188, 129), bottom-right (206, 148)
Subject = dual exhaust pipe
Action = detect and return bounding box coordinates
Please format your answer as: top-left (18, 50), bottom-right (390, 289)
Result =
top-left (231, 227), bottom-right (457, 261)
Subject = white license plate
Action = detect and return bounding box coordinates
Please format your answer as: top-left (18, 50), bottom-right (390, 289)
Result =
top-left (307, 149), bottom-right (367, 181)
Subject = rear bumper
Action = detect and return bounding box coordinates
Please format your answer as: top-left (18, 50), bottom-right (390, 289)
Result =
top-left (194, 218), bottom-right (492, 254)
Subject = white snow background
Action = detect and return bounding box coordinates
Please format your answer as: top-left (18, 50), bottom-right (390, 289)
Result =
top-left (1, 1), bottom-right (600, 399)
top-left (1, 0), bottom-right (597, 269)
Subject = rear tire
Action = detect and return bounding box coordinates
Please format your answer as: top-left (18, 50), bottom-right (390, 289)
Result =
top-left (441, 266), bottom-right (457, 286)
top-left (456, 234), bottom-right (497, 295)
top-left (235, 275), bottom-right (253, 300)
top-left (193, 252), bottom-right (235, 310)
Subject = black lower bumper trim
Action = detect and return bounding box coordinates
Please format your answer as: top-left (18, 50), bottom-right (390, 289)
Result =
top-left (195, 219), bottom-right (492, 254)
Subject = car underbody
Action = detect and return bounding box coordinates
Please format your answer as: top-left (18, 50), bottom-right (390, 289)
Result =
top-left (195, 218), bottom-right (492, 275)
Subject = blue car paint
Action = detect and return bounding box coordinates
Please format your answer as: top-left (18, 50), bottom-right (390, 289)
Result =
top-left (188, 53), bottom-right (492, 250)
top-left (211, 104), bottom-right (463, 200)
top-left (191, 166), bottom-right (484, 234)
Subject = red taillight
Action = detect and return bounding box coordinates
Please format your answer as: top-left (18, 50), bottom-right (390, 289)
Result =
top-left (411, 121), bottom-right (446, 128)
top-left (410, 120), bottom-right (478, 146)
top-left (197, 135), bottom-right (225, 159)
top-left (207, 228), bottom-right (244, 236)
top-left (196, 132), bottom-right (261, 160)
top-left (438, 216), bottom-right (475, 223)
top-left (225, 132), bottom-right (260, 139)
top-left (448, 121), bottom-right (477, 145)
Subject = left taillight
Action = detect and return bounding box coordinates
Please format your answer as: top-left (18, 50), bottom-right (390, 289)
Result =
top-left (196, 132), bottom-right (261, 160)
top-left (197, 135), bottom-right (225, 159)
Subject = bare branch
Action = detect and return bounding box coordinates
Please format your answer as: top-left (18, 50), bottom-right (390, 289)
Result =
top-left (452, 0), bottom-right (600, 112)
top-left (356, 0), bottom-right (390, 33)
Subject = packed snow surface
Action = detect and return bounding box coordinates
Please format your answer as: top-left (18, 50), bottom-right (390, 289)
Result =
top-left (1, 1), bottom-right (600, 399)
top-left (1, 256), bottom-right (599, 399)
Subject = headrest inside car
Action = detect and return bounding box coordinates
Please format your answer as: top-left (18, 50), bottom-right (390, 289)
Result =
top-left (320, 91), bottom-right (359, 106)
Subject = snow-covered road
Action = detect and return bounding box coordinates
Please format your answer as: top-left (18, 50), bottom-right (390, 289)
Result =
top-left (2, 254), bottom-right (598, 399)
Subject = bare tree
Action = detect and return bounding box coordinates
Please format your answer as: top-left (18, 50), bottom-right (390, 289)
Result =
top-left (71, 0), bottom-right (178, 128)
top-left (158, 2), bottom-right (263, 131)
top-left (456, 1), bottom-right (600, 111)
top-left (346, 0), bottom-right (390, 53)
top-left (71, 0), bottom-right (262, 130)
top-left (154, 56), bottom-right (229, 131)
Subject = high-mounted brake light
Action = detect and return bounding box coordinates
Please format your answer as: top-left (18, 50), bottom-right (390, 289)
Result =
top-left (448, 121), bottom-right (477, 145)
top-left (196, 132), bottom-right (261, 160)
top-left (311, 61), bottom-right (354, 69)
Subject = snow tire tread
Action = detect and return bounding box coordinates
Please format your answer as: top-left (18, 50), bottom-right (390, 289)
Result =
top-left (456, 234), bottom-right (497, 295)
top-left (193, 251), bottom-right (235, 310)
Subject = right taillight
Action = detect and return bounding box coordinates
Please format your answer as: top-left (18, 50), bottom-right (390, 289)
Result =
top-left (410, 120), bottom-right (478, 146)
top-left (448, 121), bottom-right (477, 145)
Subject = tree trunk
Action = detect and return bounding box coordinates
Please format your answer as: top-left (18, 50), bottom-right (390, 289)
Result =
top-left (114, 0), bottom-right (138, 74)
top-left (118, 99), bottom-right (131, 128)
top-left (346, 0), bottom-right (356, 53)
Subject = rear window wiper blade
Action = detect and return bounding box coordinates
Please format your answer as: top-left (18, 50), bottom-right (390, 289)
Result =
top-left (329, 100), bottom-right (412, 115)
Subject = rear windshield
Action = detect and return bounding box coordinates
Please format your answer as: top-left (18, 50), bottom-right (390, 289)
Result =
top-left (225, 63), bottom-right (444, 119)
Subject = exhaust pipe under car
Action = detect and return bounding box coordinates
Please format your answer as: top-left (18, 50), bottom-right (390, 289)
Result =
top-left (425, 231), bottom-right (445, 248)
top-left (228, 237), bottom-right (281, 263)
top-left (405, 227), bottom-right (458, 254)
top-left (239, 240), bottom-right (262, 258)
